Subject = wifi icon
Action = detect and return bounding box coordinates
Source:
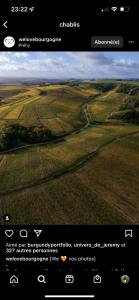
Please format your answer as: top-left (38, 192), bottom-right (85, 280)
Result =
top-left (111, 7), bottom-right (117, 12)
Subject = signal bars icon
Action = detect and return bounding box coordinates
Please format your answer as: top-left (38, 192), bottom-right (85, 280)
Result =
top-left (101, 7), bottom-right (109, 12)
top-left (101, 6), bottom-right (130, 13)
top-left (101, 7), bottom-right (118, 13)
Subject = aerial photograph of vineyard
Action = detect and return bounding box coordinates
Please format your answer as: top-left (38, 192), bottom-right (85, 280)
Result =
top-left (0, 51), bottom-right (139, 225)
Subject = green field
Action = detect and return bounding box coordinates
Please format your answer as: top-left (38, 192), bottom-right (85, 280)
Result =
top-left (0, 80), bottom-right (139, 224)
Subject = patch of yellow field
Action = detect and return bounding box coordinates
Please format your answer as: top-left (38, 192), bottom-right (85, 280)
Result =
top-left (0, 85), bottom-right (25, 90)
top-left (57, 118), bottom-right (73, 132)
top-left (3, 87), bottom-right (38, 103)
top-left (19, 95), bottom-right (42, 106)
top-left (101, 88), bottom-right (117, 99)
top-left (0, 120), bottom-right (7, 125)
top-left (40, 118), bottom-right (64, 134)
top-left (4, 105), bottom-right (24, 120)
top-left (0, 106), bottom-right (10, 113)
top-left (39, 85), bottom-right (98, 98)
top-left (78, 87), bottom-right (98, 97)
top-left (88, 102), bottom-right (106, 112)
top-left (39, 85), bottom-right (67, 91)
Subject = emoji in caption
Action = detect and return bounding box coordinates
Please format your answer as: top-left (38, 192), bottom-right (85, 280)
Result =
top-left (60, 256), bottom-right (67, 262)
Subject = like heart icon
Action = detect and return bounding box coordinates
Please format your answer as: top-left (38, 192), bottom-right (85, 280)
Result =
top-left (61, 256), bottom-right (67, 262)
top-left (5, 230), bottom-right (14, 237)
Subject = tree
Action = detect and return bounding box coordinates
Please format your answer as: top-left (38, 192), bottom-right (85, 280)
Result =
top-left (0, 123), bottom-right (53, 151)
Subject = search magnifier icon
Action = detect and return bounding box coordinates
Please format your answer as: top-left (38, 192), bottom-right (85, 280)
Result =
top-left (38, 275), bottom-right (46, 283)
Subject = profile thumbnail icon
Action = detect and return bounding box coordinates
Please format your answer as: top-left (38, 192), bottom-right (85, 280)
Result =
top-left (4, 36), bottom-right (15, 48)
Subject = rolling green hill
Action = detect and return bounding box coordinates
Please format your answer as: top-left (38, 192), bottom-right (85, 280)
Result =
top-left (0, 80), bottom-right (139, 225)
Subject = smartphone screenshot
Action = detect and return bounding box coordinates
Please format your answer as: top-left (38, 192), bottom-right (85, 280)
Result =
top-left (0, 1), bottom-right (138, 299)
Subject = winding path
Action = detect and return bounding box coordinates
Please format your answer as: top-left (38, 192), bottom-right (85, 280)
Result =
top-left (0, 93), bottom-right (139, 197)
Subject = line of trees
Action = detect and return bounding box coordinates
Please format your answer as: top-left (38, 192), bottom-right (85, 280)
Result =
top-left (109, 110), bottom-right (139, 123)
top-left (0, 124), bottom-right (53, 151)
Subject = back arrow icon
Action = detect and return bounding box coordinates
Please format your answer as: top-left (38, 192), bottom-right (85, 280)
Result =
top-left (3, 21), bottom-right (8, 29)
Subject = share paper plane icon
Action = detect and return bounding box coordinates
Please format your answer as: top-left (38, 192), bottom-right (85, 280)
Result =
top-left (34, 230), bottom-right (42, 237)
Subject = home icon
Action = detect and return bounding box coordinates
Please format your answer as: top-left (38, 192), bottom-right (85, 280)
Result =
top-left (10, 275), bottom-right (19, 284)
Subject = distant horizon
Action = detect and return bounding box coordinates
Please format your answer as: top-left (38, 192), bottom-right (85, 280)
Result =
top-left (0, 77), bottom-right (139, 82)
top-left (0, 77), bottom-right (139, 80)
top-left (0, 52), bottom-right (139, 79)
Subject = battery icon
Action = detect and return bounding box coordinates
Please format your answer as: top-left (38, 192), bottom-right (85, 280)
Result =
top-left (120, 6), bottom-right (130, 12)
